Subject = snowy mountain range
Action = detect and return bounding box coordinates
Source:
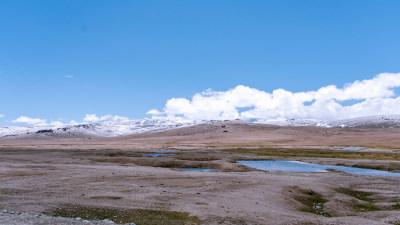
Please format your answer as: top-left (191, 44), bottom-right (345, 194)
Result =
top-left (1, 115), bottom-right (400, 138)
top-left (0, 118), bottom-right (203, 138)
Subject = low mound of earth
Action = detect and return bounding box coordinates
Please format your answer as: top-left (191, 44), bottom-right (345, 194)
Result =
top-left (115, 121), bottom-right (400, 149)
top-left (1, 123), bottom-right (400, 224)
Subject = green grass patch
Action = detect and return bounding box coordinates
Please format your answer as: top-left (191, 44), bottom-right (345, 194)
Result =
top-left (392, 203), bottom-right (400, 210)
top-left (353, 203), bottom-right (383, 212)
top-left (224, 148), bottom-right (400, 161)
top-left (294, 190), bottom-right (331, 217)
top-left (52, 205), bottom-right (200, 225)
top-left (352, 201), bottom-right (400, 212)
top-left (334, 187), bottom-right (374, 201)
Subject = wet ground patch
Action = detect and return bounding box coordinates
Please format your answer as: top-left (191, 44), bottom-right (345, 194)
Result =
top-left (225, 147), bottom-right (400, 161)
top-left (293, 189), bottom-right (331, 217)
top-left (51, 205), bottom-right (200, 225)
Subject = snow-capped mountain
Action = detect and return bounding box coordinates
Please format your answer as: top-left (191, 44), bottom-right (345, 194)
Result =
top-left (254, 115), bottom-right (400, 128)
top-left (323, 115), bottom-right (400, 128)
top-left (57, 118), bottom-right (203, 137)
top-left (1, 115), bottom-right (400, 138)
top-left (0, 118), bottom-right (203, 138)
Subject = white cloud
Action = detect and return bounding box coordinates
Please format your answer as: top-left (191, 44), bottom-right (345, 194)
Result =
top-left (9, 114), bottom-right (130, 128)
top-left (12, 116), bottom-right (49, 126)
top-left (11, 116), bottom-right (69, 127)
top-left (0, 114), bottom-right (4, 118)
top-left (83, 114), bottom-right (129, 122)
top-left (147, 109), bottom-right (162, 115)
top-left (65, 75), bottom-right (74, 79)
top-left (150, 73), bottom-right (400, 121)
top-left (83, 114), bottom-right (108, 122)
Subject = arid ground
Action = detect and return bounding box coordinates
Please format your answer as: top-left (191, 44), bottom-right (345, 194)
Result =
top-left (1, 122), bottom-right (400, 224)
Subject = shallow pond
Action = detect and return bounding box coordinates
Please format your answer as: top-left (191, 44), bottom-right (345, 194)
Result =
top-left (237, 160), bottom-right (400, 177)
top-left (179, 168), bottom-right (216, 172)
top-left (142, 153), bottom-right (175, 157)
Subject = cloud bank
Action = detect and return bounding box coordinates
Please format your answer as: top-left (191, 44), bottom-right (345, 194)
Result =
top-left (83, 114), bottom-right (128, 122)
top-left (12, 116), bottom-right (65, 127)
top-left (148, 73), bottom-right (400, 121)
top-left (11, 114), bottom-right (129, 127)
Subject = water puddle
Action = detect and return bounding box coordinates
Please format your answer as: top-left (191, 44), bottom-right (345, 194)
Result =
top-left (237, 160), bottom-right (400, 177)
top-left (179, 168), bottom-right (216, 172)
top-left (142, 153), bottom-right (175, 157)
top-left (332, 146), bottom-right (364, 151)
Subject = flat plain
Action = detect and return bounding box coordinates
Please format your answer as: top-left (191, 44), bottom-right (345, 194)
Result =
top-left (1, 122), bottom-right (400, 225)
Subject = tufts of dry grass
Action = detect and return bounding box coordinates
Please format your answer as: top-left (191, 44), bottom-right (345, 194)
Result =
top-left (51, 204), bottom-right (200, 225)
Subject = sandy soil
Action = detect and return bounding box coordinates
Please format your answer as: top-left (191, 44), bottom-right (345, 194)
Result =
top-left (1, 123), bottom-right (400, 224)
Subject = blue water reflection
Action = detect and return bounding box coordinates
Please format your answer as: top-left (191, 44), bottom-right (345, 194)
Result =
top-left (179, 168), bottom-right (216, 172)
top-left (237, 160), bottom-right (400, 177)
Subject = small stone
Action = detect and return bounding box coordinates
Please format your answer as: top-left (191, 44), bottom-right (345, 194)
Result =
top-left (103, 219), bottom-right (114, 223)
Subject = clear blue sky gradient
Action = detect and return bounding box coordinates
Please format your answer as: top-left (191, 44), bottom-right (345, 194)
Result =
top-left (1, 0), bottom-right (400, 125)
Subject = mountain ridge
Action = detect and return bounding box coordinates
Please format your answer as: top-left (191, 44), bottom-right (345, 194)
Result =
top-left (1, 115), bottom-right (400, 138)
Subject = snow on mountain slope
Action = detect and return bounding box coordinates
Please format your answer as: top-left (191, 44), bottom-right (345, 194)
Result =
top-left (251, 118), bottom-right (320, 127)
top-left (0, 126), bottom-right (36, 137)
top-left (324, 115), bottom-right (400, 128)
top-left (57, 118), bottom-right (203, 137)
top-left (254, 115), bottom-right (400, 128)
top-left (0, 118), bottom-right (202, 138)
top-left (1, 115), bottom-right (400, 138)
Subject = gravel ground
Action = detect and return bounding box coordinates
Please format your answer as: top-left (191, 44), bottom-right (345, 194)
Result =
top-left (0, 210), bottom-right (136, 225)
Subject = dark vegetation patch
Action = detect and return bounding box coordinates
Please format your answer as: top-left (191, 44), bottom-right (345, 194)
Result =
top-left (203, 216), bottom-right (248, 224)
top-left (351, 162), bottom-right (400, 172)
top-left (353, 203), bottom-right (383, 212)
top-left (293, 189), bottom-right (331, 217)
top-left (174, 154), bottom-right (221, 161)
top-left (334, 187), bottom-right (374, 201)
top-left (132, 159), bottom-right (219, 170)
top-left (225, 148), bottom-right (400, 161)
top-left (94, 157), bottom-right (136, 164)
top-left (90, 196), bottom-right (123, 200)
top-left (335, 187), bottom-right (400, 212)
top-left (1, 188), bottom-right (33, 195)
top-left (51, 205), bottom-right (200, 225)
top-left (353, 202), bottom-right (400, 212)
top-left (95, 150), bottom-right (143, 158)
top-left (0, 171), bottom-right (47, 178)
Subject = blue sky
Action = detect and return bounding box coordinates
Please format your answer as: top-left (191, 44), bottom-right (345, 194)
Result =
top-left (1, 0), bottom-right (400, 126)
